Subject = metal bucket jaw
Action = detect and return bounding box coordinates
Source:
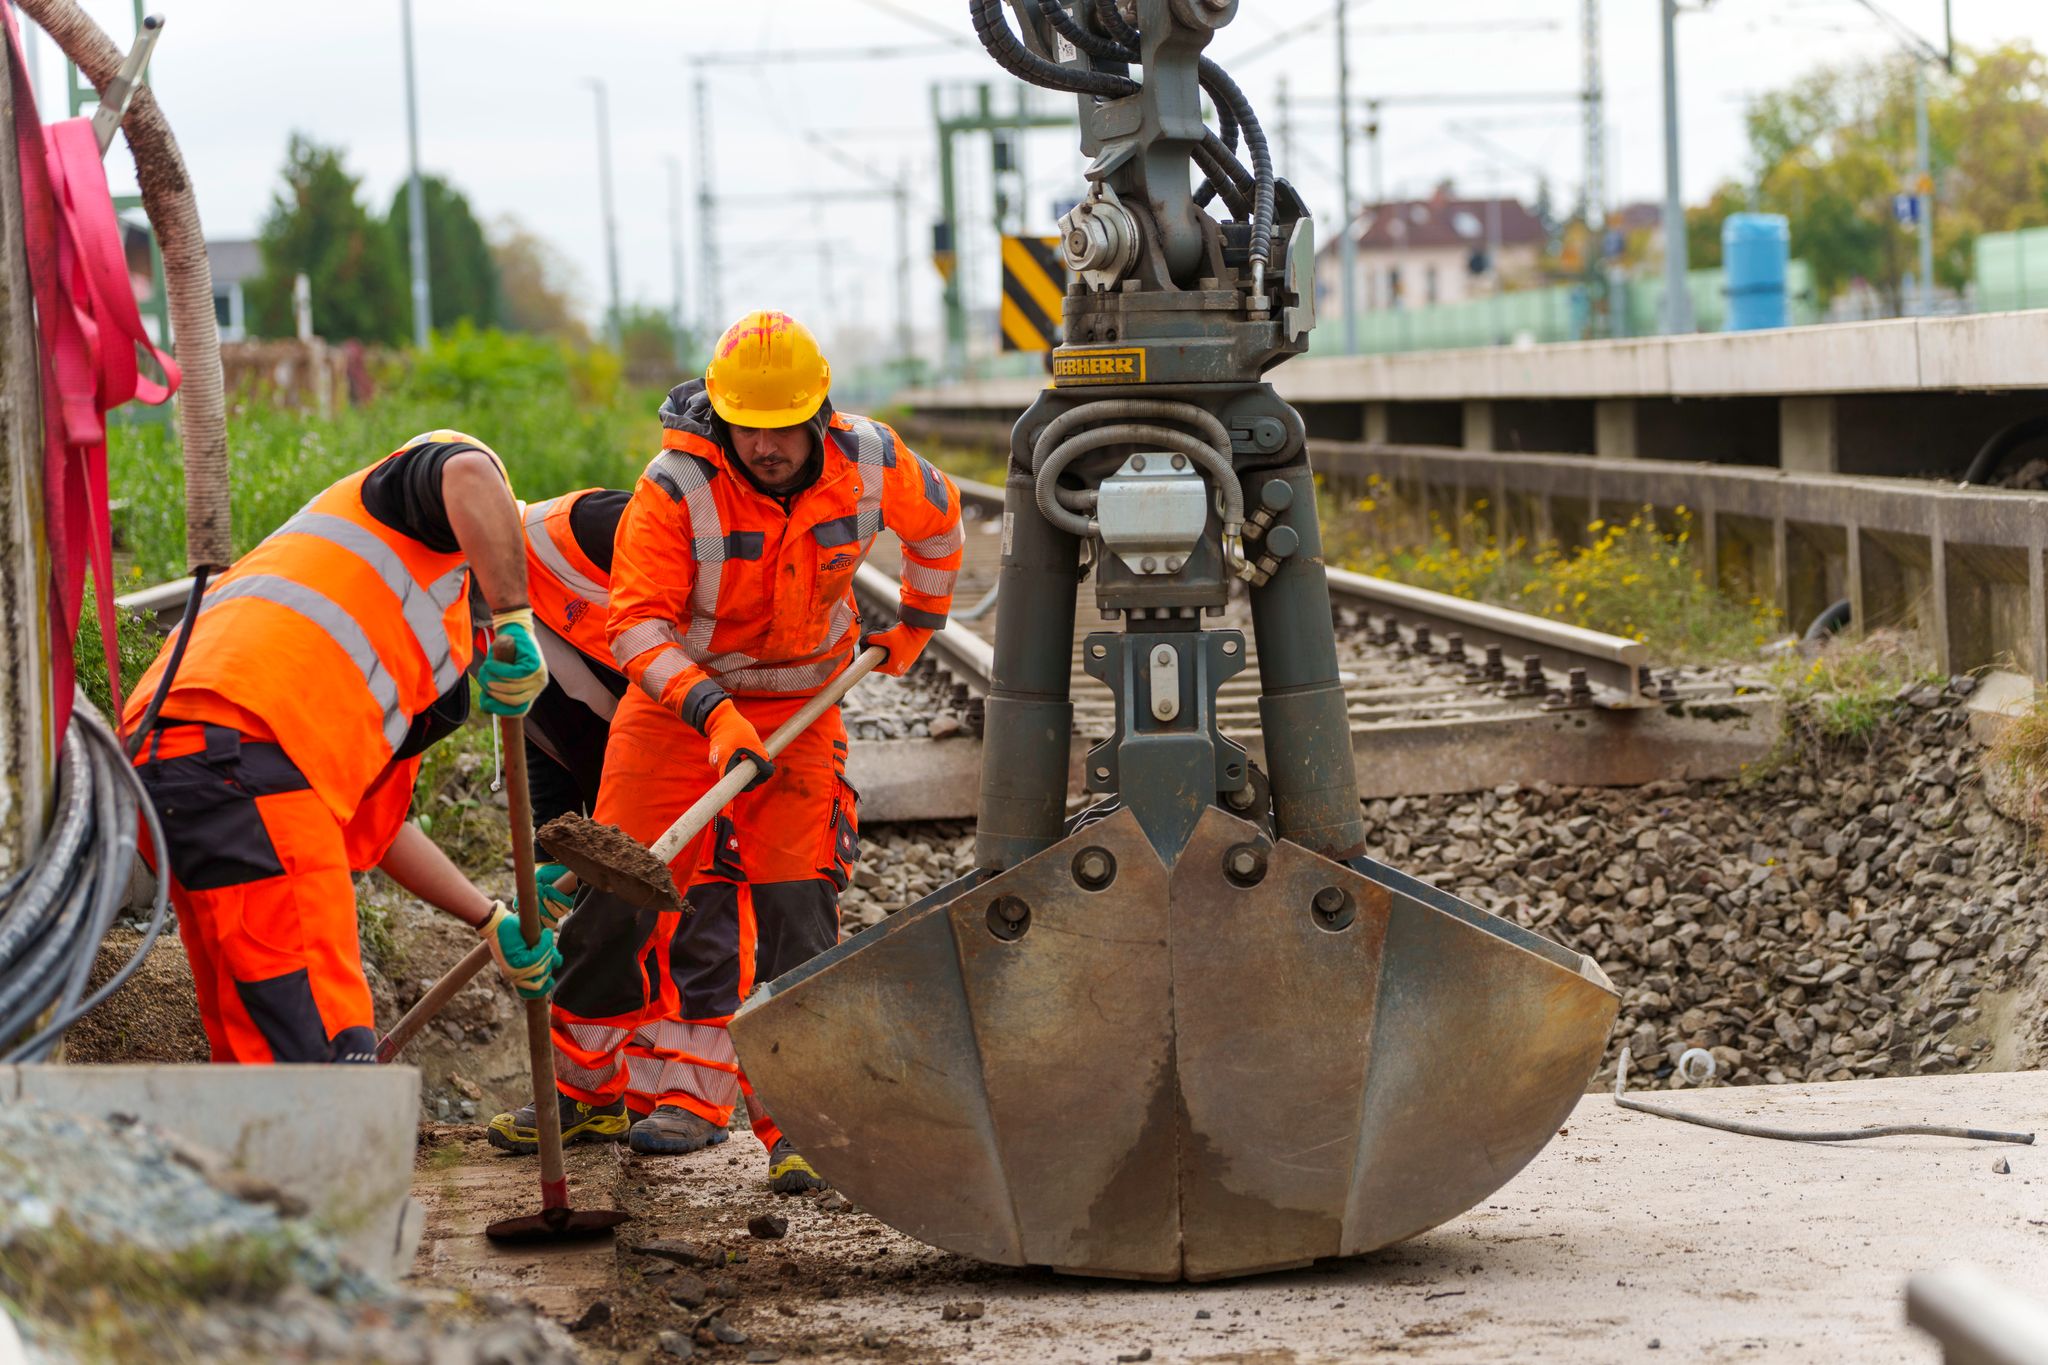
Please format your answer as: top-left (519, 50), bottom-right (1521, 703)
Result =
top-left (731, 806), bottom-right (1618, 1281)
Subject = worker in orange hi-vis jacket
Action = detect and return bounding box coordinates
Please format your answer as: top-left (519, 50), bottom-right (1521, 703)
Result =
top-left (488, 311), bottom-right (965, 1194)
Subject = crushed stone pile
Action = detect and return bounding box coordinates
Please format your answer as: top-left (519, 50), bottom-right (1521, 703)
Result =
top-left (852, 681), bottom-right (2046, 1092)
top-left (842, 822), bottom-right (976, 929)
top-left (843, 663), bottom-right (980, 742)
top-left (0, 1104), bottom-right (573, 1363)
top-left (1360, 675), bottom-right (2046, 1088)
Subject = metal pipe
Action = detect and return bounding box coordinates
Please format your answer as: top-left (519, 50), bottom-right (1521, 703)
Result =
top-left (1335, 0), bottom-right (1357, 354)
top-left (400, 0), bottom-right (430, 348)
top-left (586, 78), bottom-right (622, 345)
top-left (1658, 0), bottom-right (1693, 335)
top-left (1914, 63), bottom-right (1935, 315)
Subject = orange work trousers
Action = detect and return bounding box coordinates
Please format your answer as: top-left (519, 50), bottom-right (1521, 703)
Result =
top-left (549, 686), bottom-right (857, 1150)
top-left (132, 722), bottom-right (412, 1064)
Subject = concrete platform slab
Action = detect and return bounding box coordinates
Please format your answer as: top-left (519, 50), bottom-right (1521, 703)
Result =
top-left (596, 1070), bottom-right (2046, 1363)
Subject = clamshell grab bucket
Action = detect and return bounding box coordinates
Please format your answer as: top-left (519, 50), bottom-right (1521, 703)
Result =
top-left (731, 806), bottom-right (1618, 1281)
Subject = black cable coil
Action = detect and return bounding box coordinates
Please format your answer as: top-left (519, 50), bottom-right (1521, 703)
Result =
top-left (0, 695), bottom-right (172, 1061)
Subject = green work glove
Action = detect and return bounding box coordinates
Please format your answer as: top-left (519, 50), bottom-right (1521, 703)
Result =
top-left (478, 902), bottom-right (562, 1000)
top-left (525, 862), bottom-right (575, 931)
top-left (479, 608), bottom-right (548, 717)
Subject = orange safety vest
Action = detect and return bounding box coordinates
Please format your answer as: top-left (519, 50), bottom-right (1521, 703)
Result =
top-left (523, 489), bottom-right (613, 665)
top-left (123, 454), bottom-right (474, 822)
top-left (608, 407), bottom-right (964, 719)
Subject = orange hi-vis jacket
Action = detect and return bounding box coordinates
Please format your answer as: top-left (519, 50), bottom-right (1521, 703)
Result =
top-left (608, 392), bottom-right (965, 726)
top-left (122, 454), bottom-right (475, 822)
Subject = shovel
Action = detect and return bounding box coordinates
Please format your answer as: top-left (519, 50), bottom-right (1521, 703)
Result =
top-left (539, 646), bottom-right (887, 910)
top-left (375, 865), bottom-right (575, 1064)
top-left (481, 639), bottom-right (629, 1245)
top-left (378, 645), bottom-right (889, 1057)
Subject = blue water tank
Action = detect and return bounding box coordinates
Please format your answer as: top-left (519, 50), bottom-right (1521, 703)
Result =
top-left (1722, 212), bottom-right (1790, 331)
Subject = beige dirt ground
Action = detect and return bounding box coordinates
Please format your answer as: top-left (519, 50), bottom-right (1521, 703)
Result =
top-left (406, 1070), bottom-right (2048, 1364)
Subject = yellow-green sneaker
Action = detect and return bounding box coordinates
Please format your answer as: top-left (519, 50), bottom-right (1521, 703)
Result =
top-left (485, 1094), bottom-right (629, 1154)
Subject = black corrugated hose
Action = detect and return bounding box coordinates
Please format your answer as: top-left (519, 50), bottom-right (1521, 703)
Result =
top-left (0, 696), bottom-right (172, 1062)
top-left (999, 1), bottom-right (1276, 278)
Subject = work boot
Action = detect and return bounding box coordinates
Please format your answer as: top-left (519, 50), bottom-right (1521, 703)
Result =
top-left (767, 1138), bottom-right (829, 1195)
top-left (485, 1093), bottom-right (629, 1155)
top-left (627, 1104), bottom-right (730, 1155)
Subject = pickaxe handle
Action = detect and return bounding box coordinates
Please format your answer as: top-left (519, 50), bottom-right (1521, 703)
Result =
top-left (374, 645), bottom-right (888, 1062)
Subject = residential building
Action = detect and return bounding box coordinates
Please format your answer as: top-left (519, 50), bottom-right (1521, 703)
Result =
top-left (1315, 183), bottom-right (1546, 314)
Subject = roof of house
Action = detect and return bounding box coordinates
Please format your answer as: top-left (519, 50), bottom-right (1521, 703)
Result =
top-left (206, 238), bottom-right (263, 289)
top-left (1324, 189), bottom-right (1547, 256)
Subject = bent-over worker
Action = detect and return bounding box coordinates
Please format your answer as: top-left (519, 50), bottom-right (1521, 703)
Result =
top-left (122, 431), bottom-right (562, 1064)
top-left (488, 311), bottom-right (964, 1193)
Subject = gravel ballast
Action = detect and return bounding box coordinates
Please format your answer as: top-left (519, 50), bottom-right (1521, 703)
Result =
top-left (853, 677), bottom-right (2048, 1090)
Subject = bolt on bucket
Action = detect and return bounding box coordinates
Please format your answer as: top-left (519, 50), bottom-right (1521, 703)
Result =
top-left (731, 805), bottom-right (1618, 1281)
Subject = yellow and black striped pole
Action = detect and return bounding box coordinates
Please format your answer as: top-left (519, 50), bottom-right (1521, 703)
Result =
top-left (999, 234), bottom-right (1067, 352)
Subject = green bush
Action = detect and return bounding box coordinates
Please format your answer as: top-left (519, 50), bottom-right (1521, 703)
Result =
top-left (106, 327), bottom-right (665, 585)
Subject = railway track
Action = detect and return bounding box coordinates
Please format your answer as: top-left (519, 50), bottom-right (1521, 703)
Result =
top-left (846, 476), bottom-right (1774, 821)
top-left (115, 475), bottom-right (1773, 825)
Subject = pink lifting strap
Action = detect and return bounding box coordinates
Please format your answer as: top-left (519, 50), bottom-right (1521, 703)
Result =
top-left (3, 2), bottom-right (180, 735)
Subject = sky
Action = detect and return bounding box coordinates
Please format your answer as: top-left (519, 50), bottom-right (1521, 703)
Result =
top-left (23, 0), bottom-right (2048, 364)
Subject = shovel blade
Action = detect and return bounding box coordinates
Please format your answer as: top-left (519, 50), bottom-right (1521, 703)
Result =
top-left (537, 813), bottom-right (685, 913)
top-left (483, 1205), bottom-right (631, 1245)
top-left (732, 807), bottom-right (1618, 1281)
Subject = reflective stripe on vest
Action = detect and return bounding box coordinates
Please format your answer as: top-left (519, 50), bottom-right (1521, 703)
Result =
top-left (524, 497), bottom-right (611, 607)
top-left (267, 511), bottom-right (470, 698)
top-left (195, 573), bottom-right (412, 750)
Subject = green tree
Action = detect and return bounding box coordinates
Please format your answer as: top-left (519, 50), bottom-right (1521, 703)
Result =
top-left (386, 175), bottom-right (501, 332)
top-left (1684, 181), bottom-right (1749, 271)
top-left (615, 303), bottom-right (696, 388)
top-left (491, 217), bottom-right (590, 343)
top-left (1725, 41), bottom-right (2048, 309)
top-left (245, 135), bottom-right (408, 344)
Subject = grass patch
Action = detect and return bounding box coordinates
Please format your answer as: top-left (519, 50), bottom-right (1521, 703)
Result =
top-left (106, 326), bottom-right (664, 586)
top-left (73, 591), bottom-right (168, 721)
top-left (1321, 477), bottom-right (1779, 663)
top-left (1745, 630), bottom-right (1939, 781)
top-left (411, 714), bottom-right (510, 877)
top-left (1985, 685), bottom-right (2048, 848)
top-left (0, 1214), bottom-right (297, 1360)
top-left (919, 438), bottom-right (1010, 489)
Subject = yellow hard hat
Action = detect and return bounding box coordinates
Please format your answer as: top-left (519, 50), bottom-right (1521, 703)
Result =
top-left (705, 310), bottom-right (831, 428)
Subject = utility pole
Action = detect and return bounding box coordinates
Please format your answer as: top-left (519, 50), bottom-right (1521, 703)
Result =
top-left (1658, 0), bottom-right (1693, 335)
top-left (400, 0), bottom-right (430, 348)
top-left (1914, 64), bottom-right (1934, 313)
top-left (1275, 76), bottom-right (1292, 176)
top-left (893, 169), bottom-right (914, 378)
top-left (667, 156), bottom-right (687, 368)
top-left (585, 79), bottom-right (623, 345)
top-left (1336, 0), bottom-right (1357, 352)
top-left (695, 75), bottom-right (721, 333)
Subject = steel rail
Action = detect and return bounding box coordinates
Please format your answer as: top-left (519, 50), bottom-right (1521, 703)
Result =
top-left (115, 472), bottom-right (1647, 709)
top-left (936, 471), bottom-right (1648, 704)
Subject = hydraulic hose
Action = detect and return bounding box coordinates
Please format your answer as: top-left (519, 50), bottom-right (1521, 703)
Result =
top-left (0, 700), bottom-right (170, 1062)
top-left (970, 0), bottom-right (1138, 98)
top-left (1612, 1047), bottom-right (2034, 1146)
top-left (1035, 421), bottom-right (1245, 541)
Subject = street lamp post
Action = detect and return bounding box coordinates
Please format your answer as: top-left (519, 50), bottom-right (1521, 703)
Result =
top-left (586, 78), bottom-right (624, 345)
top-left (1335, 0), bottom-right (1357, 354)
top-left (400, 0), bottom-right (430, 348)
top-left (1659, 0), bottom-right (1694, 335)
